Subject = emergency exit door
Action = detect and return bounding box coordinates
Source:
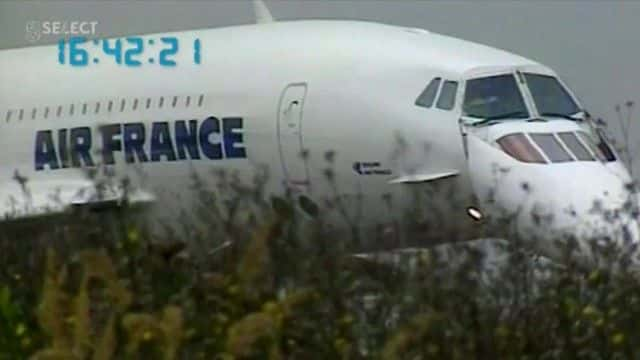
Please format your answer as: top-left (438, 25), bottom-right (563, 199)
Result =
top-left (277, 83), bottom-right (308, 186)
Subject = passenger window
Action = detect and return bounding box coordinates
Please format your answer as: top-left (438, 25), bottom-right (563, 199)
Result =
top-left (530, 133), bottom-right (573, 163)
top-left (415, 77), bottom-right (441, 108)
top-left (436, 81), bottom-right (458, 110)
top-left (558, 132), bottom-right (593, 161)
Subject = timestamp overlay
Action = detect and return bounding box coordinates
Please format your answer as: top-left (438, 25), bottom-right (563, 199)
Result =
top-left (57, 36), bottom-right (202, 67)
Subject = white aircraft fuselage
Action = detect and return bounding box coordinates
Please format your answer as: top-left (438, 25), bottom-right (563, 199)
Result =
top-left (0, 20), bottom-right (638, 262)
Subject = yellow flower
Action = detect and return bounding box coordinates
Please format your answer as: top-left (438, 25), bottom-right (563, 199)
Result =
top-left (15, 323), bottom-right (26, 336)
top-left (582, 305), bottom-right (597, 317)
top-left (127, 228), bottom-right (140, 243)
top-left (340, 314), bottom-right (354, 325)
top-left (262, 301), bottom-right (278, 314)
top-left (228, 285), bottom-right (239, 295)
top-left (334, 338), bottom-right (348, 352)
top-left (611, 332), bottom-right (625, 346)
top-left (495, 326), bottom-right (510, 338)
top-left (215, 313), bottom-right (229, 324)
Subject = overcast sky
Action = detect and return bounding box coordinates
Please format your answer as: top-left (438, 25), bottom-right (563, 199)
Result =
top-left (1, 0), bottom-right (638, 171)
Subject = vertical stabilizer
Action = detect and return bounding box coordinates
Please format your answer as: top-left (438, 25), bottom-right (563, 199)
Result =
top-left (253, 0), bottom-right (275, 24)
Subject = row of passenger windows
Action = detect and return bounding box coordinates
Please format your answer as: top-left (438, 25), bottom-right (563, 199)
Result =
top-left (415, 77), bottom-right (459, 111)
top-left (4, 94), bottom-right (205, 123)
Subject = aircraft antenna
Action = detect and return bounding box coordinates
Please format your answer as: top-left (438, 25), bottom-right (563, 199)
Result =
top-left (253, 0), bottom-right (275, 23)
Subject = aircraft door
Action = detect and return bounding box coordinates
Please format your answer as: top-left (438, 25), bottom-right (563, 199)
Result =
top-left (277, 83), bottom-right (309, 188)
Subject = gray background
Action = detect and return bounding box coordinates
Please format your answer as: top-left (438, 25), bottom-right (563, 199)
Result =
top-left (1, 0), bottom-right (638, 173)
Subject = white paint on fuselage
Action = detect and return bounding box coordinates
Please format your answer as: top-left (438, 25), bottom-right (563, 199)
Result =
top-left (0, 20), bottom-right (636, 260)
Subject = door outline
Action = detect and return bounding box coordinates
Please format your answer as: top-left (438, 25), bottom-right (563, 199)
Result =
top-left (277, 82), bottom-right (309, 187)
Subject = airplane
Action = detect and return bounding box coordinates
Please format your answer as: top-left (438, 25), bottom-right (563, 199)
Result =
top-left (0, 1), bottom-right (638, 268)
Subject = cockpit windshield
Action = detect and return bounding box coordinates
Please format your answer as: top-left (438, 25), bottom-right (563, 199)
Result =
top-left (523, 73), bottom-right (581, 118)
top-left (463, 74), bottom-right (529, 120)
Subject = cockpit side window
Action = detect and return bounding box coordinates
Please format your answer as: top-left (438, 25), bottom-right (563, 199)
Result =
top-left (594, 129), bottom-right (616, 162)
top-left (523, 73), bottom-right (580, 117)
top-left (436, 81), bottom-right (458, 110)
top-left (530, 133), bottom-right (574, 163)
top-left (496, 133), bottom-right (546, 164)
top-left (558, 132), bottom-right (594, 161)
top-left (415, 77), bottom-right (441, 108)
top-left (576, 131), bottom-right (609, 162)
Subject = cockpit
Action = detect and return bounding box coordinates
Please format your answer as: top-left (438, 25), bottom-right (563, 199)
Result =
top-left (460, 71), bottom-right (618, 164)
top-left (462, 72), bottom-right (581, 122)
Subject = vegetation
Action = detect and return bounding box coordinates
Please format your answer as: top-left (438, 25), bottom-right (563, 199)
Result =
top-left (0, 187), bottom-right (638, 359)
top-left (0, 104), bottom-right (638, 359)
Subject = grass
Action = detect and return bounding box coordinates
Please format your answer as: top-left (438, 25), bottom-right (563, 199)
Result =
top-left (0, 184), bottom-right (639, 360)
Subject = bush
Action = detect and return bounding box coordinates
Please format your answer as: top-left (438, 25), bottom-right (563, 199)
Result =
top-left (1, 169), bottom-right (639, 360)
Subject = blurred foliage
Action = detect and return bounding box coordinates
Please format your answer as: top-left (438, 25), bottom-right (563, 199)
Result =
top-left (0, 167), bottom-right (639, 359)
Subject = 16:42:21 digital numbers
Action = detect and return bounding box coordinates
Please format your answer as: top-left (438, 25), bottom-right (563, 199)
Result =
top-left (57, 36), bottom-right (201, 67)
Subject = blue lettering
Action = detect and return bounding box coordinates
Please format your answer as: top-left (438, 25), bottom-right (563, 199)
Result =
top-left (199, 117), bottom-right (222, 160)
top-left (34, 116), bottom-right (246, 170)
top-left (123, 123), bottom-right (148, 163)
top-left (150, 122), bottom-right (176, 162)
top-left (58, 128), bottom-right (70, 168)
top-left (35, 130), bottom-right (59, 171)
top-left (70, 127), bottom-right (94, 167)
top-left (175, 120), bottom-right (200, 160)
top-left (100, 124), bottom-right (121, 165)
top-left (222, 117), bottom-right (246, 158)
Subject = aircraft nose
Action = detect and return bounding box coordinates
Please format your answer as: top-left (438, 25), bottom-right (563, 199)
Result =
top-left (519, 174), bottom-right (640, 265)
top-left (465, 131), bottom-right (640, 267)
